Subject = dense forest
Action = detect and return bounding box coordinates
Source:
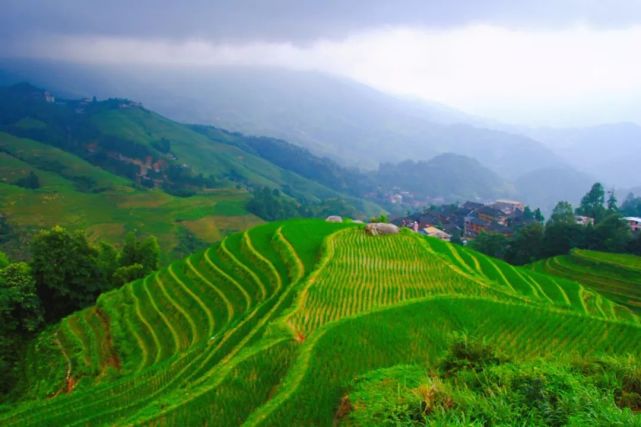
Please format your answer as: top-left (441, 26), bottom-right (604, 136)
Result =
top-left (0, 229), bottom-right (159, 396)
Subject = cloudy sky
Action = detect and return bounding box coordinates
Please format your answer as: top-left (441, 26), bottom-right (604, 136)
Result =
top-left (2, 0), bottom-right (641, 126)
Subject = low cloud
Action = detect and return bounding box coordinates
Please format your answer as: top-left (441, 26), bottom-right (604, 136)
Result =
top-left (8, 24), bottom-right (641, 125)
top-left (2, 0), bottom-right (641, 43)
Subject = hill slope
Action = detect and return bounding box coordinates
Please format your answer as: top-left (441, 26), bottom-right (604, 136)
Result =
top-left (375, 153), bottom-right (515, 203)
top-left (529, 249), bottom-right (641, 312)
top-left (0, 62), bottom-right (565, 176)
top-left (0, 130), bottom-right (261, 259)
top-left (0, 83), bottom-right (362, 203)
top-left (2, 220), bottom-right (640, 425)
top-left (0, 83), bottom-right (381, 257)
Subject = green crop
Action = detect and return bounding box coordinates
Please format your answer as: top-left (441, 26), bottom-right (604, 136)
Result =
top-left (2, 220), bottom-right (640, 426)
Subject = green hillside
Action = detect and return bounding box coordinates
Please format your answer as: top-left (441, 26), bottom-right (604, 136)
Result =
top-left (89, 107), bottom-right (356, 203)
top-left (0, 131), bottom-right (261, 259)
top-left (0, 83), bottom-right (380, 206)
top-left (529, 249), bottom-right (641, 312)
top-left (0, 83), bottom-right (380, 258)
top-left (2, 220), bottom-right (640, 425)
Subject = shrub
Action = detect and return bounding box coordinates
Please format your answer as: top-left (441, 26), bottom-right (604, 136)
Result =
top-left (439, 333), bottom-right (506, 375)
top-left (341, 338), bottom-right (641, 426)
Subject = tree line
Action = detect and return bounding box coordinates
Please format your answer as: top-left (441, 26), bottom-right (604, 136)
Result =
top-left (470, 183), bottom-right (641, 265)
top-left (0, 227), bottom-right (159, 397)
top-left (246, 186), bottom-right (363, 221)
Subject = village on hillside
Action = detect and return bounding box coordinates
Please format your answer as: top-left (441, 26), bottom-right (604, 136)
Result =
top-left (391, 199), bottom-right (635, 243)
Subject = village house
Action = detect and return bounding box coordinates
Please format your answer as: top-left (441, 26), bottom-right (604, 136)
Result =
top-left (624, 217), bottom-right (641, 232)
top-left (422, 226), bottom-right (451, 241)
top-left (463, 202), bottom-right (524, 238)
top-left (475, 206), bottom-right (508, 225)
top-left (492, 199), bottom-right (525, 215)
top-left (575, 215), bottom-right (595, 226)
top-left (389, 194), bottom-right (403, 204)
top-left (462, 201), bottom-right (485, 211)
top-left (395, 198), bottom-right (527, 240)
top-left (464, 215), bottom-right (512, 238)
top-left (43, 91), bottom-right (55, 103)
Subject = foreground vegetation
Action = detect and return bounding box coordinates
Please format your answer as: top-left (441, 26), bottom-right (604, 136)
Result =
top-left (343, 338), bottom-right (641, 426)
top-left (0, 228), bottom-right (162, 397)
top-left (1, 219), bottom-right (640, 425)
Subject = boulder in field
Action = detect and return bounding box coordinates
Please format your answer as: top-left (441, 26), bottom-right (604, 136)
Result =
top-left (365, 223), bottom-right (399, 236)
top-left (326, 215), bottom-right (343, 223)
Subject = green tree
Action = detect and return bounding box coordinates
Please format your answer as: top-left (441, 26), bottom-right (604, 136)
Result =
top-left (370, 214), bottom-right (389, 223)
top-left (628, 233), bottom-right (641, 255)
top-left (0, 262), bottom-right (43, 333)
top-left (533, 208), bottom-right (544, 223)
top-left (577, 183), bottom-right (606, 222)
top-left (586, 213), bottom-right (631, 253)
top-left (119, 233), bottom-right (160, 275)
top-left (31, 226), bottom-right (101, 321)
top-left (113, 263), bottom-right (145, 286)
top-left (0, 251), bottom-right (8, 269)
top-left (607, 189), bottom-right (618, 212)
top-left (469, 232), bottom-right (509, 260)
top-left (542, 222), bottom-right (584, 258)
top-left (246, 187), bottom-right (300, 220)
top-left (450, 229), bottom-right (463, 245)
top-left (543, 203), bottom-right (585, 258)
top-left (95, 242), bottom-right (119, 288)
top-left (522, 205), bottom-right (544, 223)
top-left (172, 227), bottom-right (208, 260)
top-left (506, 223), bottom-right (545, 265)
top-left (548, 201), bottom-right (576, 226)
top-left (0, 261), bottom-right (43, 397)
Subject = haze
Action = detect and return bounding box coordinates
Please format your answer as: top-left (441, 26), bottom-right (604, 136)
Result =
top-left (2, 0), bottom-right (641, 126)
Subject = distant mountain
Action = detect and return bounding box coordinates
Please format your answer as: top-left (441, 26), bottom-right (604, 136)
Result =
top-left (0, 64), bottom-right (602, 214)
top-left (514, 167), bottom-right (595, 214)
top-left (194, 125), bottom-right (518, 208)
top-left (524, 122), bottom-right (641, 188)
top-left (374, 153), bottom-right (515, 204)
top-left (0, 60), bottom-right (564, 177)
top-left (0, 82), bottom-right (367, 204)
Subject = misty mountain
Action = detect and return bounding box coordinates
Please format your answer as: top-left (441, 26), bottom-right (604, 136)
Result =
top-left (514, 167), bottom-right (596, 214)
top-left (194, 124), bottom-right (518, 206)
top-left (0, 82), bottom-right (373, 208)
top-left (375, 154), bottom-right (515, 203)
top-left (0, 60), bottom-right (563, 178)
top-left (524, 122), bottom-right (641, 188)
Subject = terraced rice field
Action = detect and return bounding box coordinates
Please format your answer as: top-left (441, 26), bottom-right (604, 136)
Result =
top-left (288, 229), bottom-right (505, 335)
top-left (249, 296), bottom-right (641, 426)
top-left (3, 220), bottom-right (641, 426)
top-left (530, 249), bottom-right (641, 311)
top-left (423, 237), bottom-right (639, 322)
